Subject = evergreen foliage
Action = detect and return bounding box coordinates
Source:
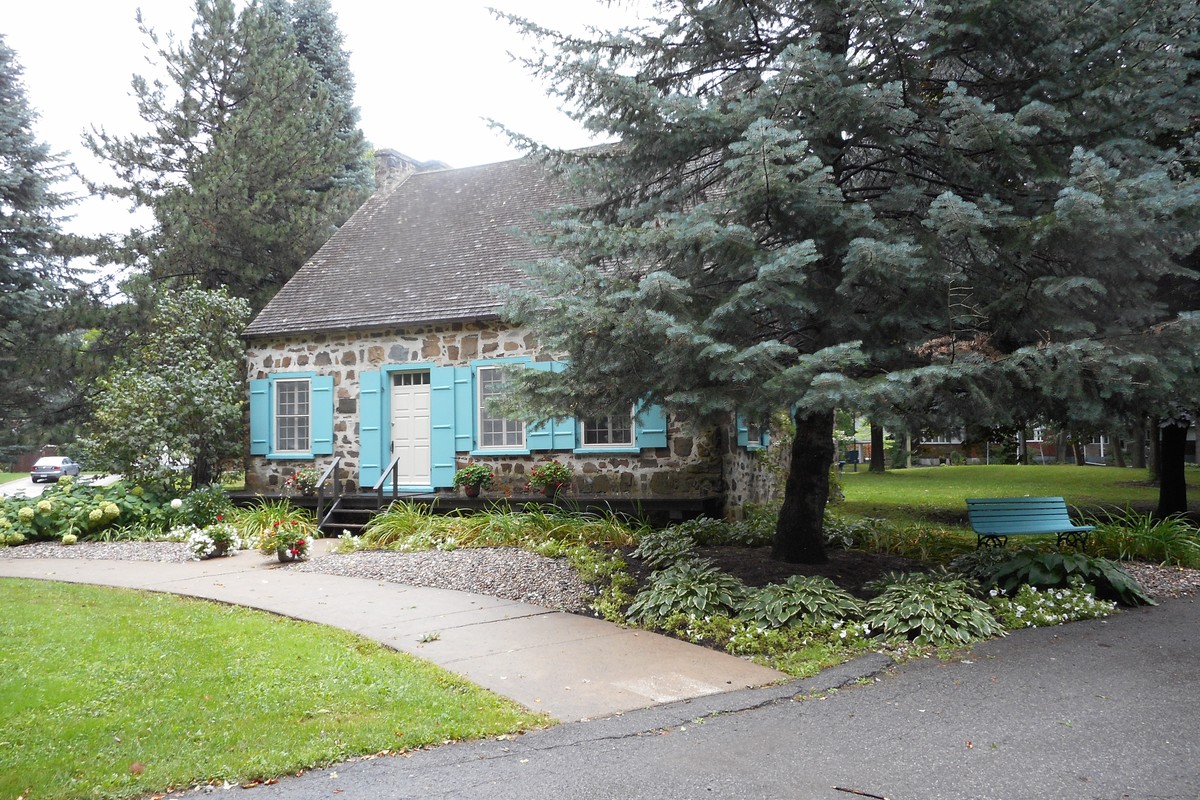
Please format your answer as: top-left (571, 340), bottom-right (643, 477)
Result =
top-left (79, 286), bottom-right (251, 486)
top-left (0, 35), bottom-right (80, 451)
top-left (499, 1), bottom-right (1200, 564)
top-left (84, 0), bottom-right (372, 310)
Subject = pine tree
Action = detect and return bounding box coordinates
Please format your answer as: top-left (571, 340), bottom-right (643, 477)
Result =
top-left (501, 1), bottom-right (1200, 562)
top-left (0, 35), bottom-right (78, 452)
top-left (85, 0), bottom-right (372, 311)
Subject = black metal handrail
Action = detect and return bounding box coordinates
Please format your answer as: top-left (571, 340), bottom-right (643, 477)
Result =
top-left (315, 457), bottom-right (342, 531)
top-left (371, 453), bottom-right (406, 507)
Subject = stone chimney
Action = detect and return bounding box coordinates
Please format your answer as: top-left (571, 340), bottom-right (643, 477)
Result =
top-left (373, 148), bottom-right (420, 194)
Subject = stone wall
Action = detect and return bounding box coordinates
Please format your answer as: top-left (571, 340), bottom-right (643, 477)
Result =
top-left (720, 417), bottom-right (785, 517)
top-left (245, 322), bottom-right (730, 499)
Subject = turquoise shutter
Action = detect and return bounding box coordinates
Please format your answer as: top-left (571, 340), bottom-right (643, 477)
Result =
top-left (358, 370), bottom-right (385, 489)
top-left (635, 403), bottom-right (668, 449)
top-left (735, 412), bottom-right (750, 448)
top-left (453, 366), bottom-right (474, 452)
top-left (430, 367), bottom-right (457, 487)
top-left (311, 376), bottom-right (334, 455)
top-left (527, 361), bottom-right (576, 450)
top-left (249, 379), bottom-right (270, 455)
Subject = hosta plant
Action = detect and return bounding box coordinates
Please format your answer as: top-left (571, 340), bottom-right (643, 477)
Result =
top-left (989, 549), bottom-right (1154, 607)
top-left (740, 576), bottom-right (863, 628)
top-left (631, 527), bottom-right (697, 569)
top-left (626, 557), bottom-right (747, 624)
top-left (863, 574), bottom-right (1005, 647)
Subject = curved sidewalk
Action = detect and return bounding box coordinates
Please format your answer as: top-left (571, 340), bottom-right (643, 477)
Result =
top-left (0, 547), bottom-right (784, 722)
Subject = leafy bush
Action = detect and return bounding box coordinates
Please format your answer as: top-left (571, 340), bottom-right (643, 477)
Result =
top-left (0, 479), bottom-right (179, 542)
top-left (626, 558), bottom-right (747, 623)
top-left (989, 548), bottom-right (1154, 607)
top-left (180, 483), bottom-right (234, 527)
top-left (631, 528), bottom-right (697, 568)
top-left (988, 580), bottom-right (1116, 629)
top-left (1086, 507), bottom-right (1200, 567)
top-left (740, 576), bottom-right (863, 627)
top-left (665, 514), bottom-right (773, 548)
top-left (863, 574), bottom-right (1005, 646)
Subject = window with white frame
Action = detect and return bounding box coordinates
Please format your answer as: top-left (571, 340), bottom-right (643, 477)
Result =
top-left (921, 429), bottom-right (964, 444)
top-left (477, 366), bottom-right (524, 449)
top-left (582, 413), bottom-right (634, 447)
top-left (275, 378), bottom-right (311, 453)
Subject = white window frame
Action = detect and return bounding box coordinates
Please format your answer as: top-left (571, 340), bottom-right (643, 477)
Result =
top-left (274, 378), bottom-right (312, 454)
top-left (477, 365), bottom-right (525, 450)
top-left (582, 411), bottom-right (635, 449)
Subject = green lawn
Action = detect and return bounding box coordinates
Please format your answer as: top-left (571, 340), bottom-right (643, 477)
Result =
top-left (0, 472), bottom-right (23, 484)
top-left (0, 580), bottom-right (545, 800)
top-left (838, 464), bottom-right (1188, 524)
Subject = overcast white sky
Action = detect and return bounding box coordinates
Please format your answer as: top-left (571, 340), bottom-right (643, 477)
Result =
top-left (4, 0), bottom-right (643, 237)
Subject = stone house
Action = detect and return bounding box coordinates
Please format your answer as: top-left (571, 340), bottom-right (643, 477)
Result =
top-left (242, 152), bottom-right (777, 516)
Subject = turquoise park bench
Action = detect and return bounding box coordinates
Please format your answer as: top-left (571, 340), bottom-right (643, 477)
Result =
top-left (965, 496), bottom-right (1094, 549)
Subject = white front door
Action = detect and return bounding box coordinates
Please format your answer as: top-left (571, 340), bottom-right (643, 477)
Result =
top-left (390, 372), bottom-right (431, 485)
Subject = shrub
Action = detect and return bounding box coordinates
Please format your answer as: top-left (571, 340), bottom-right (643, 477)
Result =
top-left (948, 548), bottom-right (1014, 591)
top-left (740, 576), bottom-right (863, 628)
top-left (989, 580), bottom-right (1116, 629)
top-left (626, 558), bottom-right (747, 623)
top-left (863, 574), bottom-right (1005, 646)
top-left (988, 548), bottom-right (1154, 607)
top-left (180, 483), bottom-right (233, 528)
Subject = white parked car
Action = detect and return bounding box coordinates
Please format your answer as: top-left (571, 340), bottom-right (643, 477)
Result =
top-left (30, 456), bottom-right (82, 483)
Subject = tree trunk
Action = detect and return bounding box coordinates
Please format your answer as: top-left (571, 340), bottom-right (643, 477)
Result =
top-left (1132, 420), bottom-right (1147, 469)
top-left (1055, 432), bottom-right (1067, 464)
top-left (1113, 434), bottom-right (1127, 469)
top-left (1073, 438), bottom-right (1086, 466)
top-left (1148, 418), bottom-right (1161, 481)
top-left (1018, 429), bottom-right (1029, 464)
top-left (1157, 420), bottom-right (1189, 517)
top-left (869, 423), bottom-right (886, 473)
top-left (772, 409), bottom-right (832, 564)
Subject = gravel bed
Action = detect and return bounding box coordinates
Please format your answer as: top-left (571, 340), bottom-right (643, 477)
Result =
top-left (0, 540), bottom-right (597, 613)
top-left (0, 540), bottom-right (194, 563)
top-left (294, 548), bottom-right (597, 613)
top-left (1118, 561), bottom-right (1200, 599)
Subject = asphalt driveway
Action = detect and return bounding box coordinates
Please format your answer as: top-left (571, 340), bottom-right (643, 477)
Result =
top-left (243, 595), bottom-right (1198, 800)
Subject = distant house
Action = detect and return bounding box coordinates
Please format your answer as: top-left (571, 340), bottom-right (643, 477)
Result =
top-left (241, 151), bottom-right (776, 515)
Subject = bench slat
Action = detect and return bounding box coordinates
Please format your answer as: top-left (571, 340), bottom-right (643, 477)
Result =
top-left (965, 496), bottom-right (1093, 549)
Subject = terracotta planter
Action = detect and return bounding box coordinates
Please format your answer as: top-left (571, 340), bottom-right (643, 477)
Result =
top-left (463, 484), bottom-right (481, 498)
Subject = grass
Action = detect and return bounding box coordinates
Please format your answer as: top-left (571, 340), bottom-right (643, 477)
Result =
top-left (0, 580), bottom-right (545, 800)
top-left (0, 472), bottom-right (23, 484)
top-left (837, 464), bottom-right (1183, 524)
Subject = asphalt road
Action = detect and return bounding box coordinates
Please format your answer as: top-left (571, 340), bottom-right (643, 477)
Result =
top-left (0, 474), bottom-right (119, 498)
top-left (245, 595), bottom-right (1198, 800)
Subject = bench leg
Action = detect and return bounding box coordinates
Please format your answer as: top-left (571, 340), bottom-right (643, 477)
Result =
top-left (1056, 531), bottom-right (1090, 550)
top-left (977, 534), bottom-right (1008, 549)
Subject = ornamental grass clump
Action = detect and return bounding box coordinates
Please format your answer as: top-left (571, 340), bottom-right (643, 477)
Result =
top-left (1086, 507), bottom-right (1200, 568)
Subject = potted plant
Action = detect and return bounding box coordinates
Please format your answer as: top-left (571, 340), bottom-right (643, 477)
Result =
top-left (282, 466), bottom-right (321, 496)
top-left (452, 463), bottom-right (494, 497)
top-left (526, 460), bottom-right (573, 498)
top-left (187, 520), bottom-right (238, 560)
top-left (242, 500), bottom-right (319, 562)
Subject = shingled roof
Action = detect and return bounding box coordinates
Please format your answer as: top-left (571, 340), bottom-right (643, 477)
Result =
top-left (243, 155), bottom-right (568, 338)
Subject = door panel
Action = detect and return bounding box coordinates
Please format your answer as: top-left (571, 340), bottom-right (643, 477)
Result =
top-left (390, 372), bottom-right (431, 485)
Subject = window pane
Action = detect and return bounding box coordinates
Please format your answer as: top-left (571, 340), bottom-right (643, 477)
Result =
top-left (478, 367), bottom-right (524, 449)
top-left (583, 413), bottom-right (633, 447)
top-left (275, 379), bottom-right (311, 452)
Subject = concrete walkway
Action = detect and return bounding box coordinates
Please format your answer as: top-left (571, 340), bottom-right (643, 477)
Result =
top-left (0, 545), bottom-right (784, 722)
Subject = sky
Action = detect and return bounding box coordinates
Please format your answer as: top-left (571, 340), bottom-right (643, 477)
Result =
top-left (4, 0), bottom-right (644, 238)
